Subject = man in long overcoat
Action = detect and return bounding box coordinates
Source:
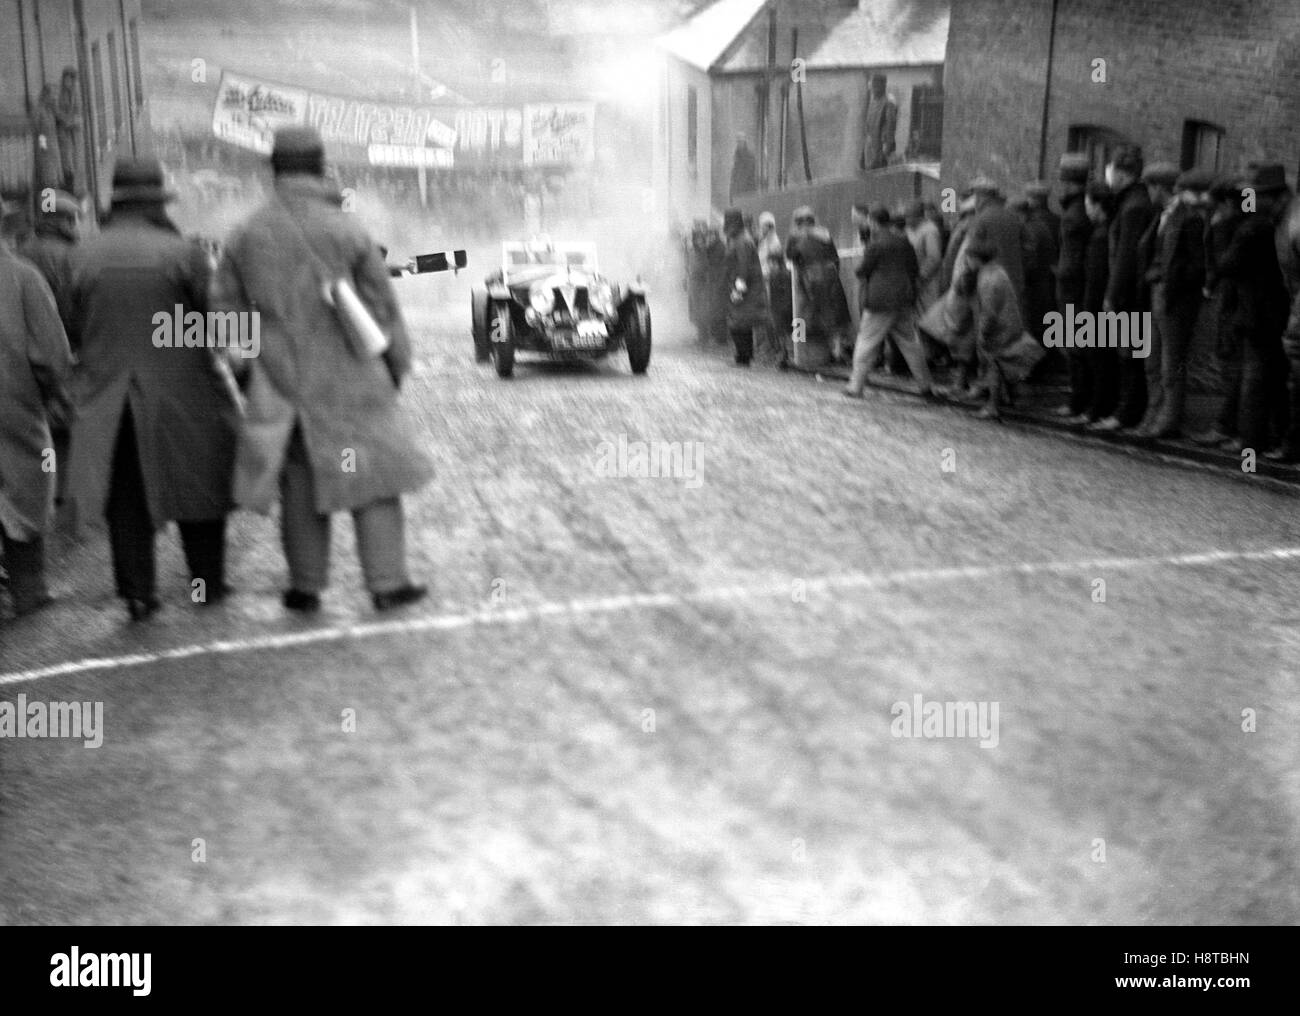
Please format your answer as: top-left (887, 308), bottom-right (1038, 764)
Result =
top-left (0, 227), bottom-right (73, 617)
top-left (65, 159), bottom-right (238, 621)
top-left (213, 126), bottom-right (433, 613)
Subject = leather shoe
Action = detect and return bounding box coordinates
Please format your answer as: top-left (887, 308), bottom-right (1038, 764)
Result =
top-left (1190, 429), bottom-right (1232, 446)
top-left (1088, 416), bottom-right (1122, 432)
top-left (126, 596), bottom-right (161, 622)
top-left (282, 589), bottom-right (322, 613)
top-left (1264, 444), bottom-right (1300, 463)
top-left (373, 583), bottom-right (428, 612)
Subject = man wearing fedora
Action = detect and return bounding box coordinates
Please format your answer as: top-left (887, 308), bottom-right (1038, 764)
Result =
top-left (1214, 163), bottom-right (1293, 457)
top-left (65, 158), bottom-right (239, 622)
top-left (1089, 145), bottom-right (1154, 433)
top-left (213, 125), bottom-right (433, 614)
top-left (0, 200), bottom-right (74, 617)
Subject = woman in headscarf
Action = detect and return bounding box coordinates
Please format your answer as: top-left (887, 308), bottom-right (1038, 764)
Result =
top-left (785, 206), bottom-right (851, 364)
top-left (755, 211), bottom-right (789, 361)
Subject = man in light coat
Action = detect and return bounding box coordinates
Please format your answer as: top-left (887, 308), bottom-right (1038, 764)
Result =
top-left (213, 126), bottom-right (433, 613)
top-left (0, 215), bottom-right (73, 617)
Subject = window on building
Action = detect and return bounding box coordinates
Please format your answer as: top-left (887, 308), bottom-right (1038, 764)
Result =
top-left (909, 84), bottom-right (943, 160)
top-left (1067, 124), bottom-right (1129, 180)
top-left (90, 41), bottom-right (107, 158)
top-left (686, 85), bottom-right (698, 171)
top-left (107, 31), bottom-right (123, 134)
top-left (129, 19), bottom-right (144, 110)
top-left (1181, 120), bottom-right (1224, 171)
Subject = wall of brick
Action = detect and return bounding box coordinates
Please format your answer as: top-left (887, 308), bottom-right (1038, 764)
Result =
top-left (941, 0), bottom-right (1300, 395)
top-left (942, 0), bottom-right (1300, 194)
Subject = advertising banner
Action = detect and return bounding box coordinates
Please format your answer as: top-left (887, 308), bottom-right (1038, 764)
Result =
top-left (212, 71), bottom-right (594, 169)
top-left (522, 102), bottom-right (595, 166)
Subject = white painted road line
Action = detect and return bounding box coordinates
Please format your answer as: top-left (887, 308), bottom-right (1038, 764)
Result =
top-left (4, 544), bottom-right (1300, 687)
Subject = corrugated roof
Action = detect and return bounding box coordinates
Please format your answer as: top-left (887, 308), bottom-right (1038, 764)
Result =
top-left (656, 0), bottom-right (770, 71)
top-left (805, 0), bottom-right (948, 68)
top-left (717, 0), bottom-right (948, 73)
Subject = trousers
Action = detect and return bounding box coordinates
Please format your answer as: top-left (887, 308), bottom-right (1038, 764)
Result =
top-left (106, 408), bottom-right (226, 601)
top-left (279, 425), bottom-right (409, 594)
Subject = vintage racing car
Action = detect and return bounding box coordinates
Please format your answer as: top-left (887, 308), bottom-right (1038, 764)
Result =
top-left (470, 240), bottom-right (651, 378)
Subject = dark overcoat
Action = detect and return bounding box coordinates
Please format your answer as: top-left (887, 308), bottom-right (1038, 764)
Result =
top-left (0, 247), bottom-right (73, 541)
top-left (723, 232), bottom-right (768, 331)
top-left (65, 210), bottom-right (238, 533)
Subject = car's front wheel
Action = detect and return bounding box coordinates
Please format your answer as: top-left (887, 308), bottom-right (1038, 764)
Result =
top-left (624, 299), bottom-right (651, 375)
top-left (490, 301), bottom-right (515, 378)
top-left (471, 288), bottom-right (491, 362)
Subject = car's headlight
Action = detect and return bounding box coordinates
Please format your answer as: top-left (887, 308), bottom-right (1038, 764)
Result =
top-left (588, 281), bottom-right (616, 316)
top-left (529, 284), bottom-right (555, 315)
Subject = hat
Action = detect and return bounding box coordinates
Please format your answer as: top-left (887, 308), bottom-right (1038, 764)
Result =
top-left (1085, 180), bottom-right (1112, 204)
top-left (271, 125), bottom-right (326, 176)
top-left (722, 208), bottom-right (745, 235)
top-left (1024, 180), bottom-right (1051, 200)
top-left (1174, 168), bottom-right (1215, 193)
top-left (1057, 153), bottom-right (1090, 184)
top-left (110, 158), bottom-right (176, 204)
top-left (1140, 161), bottom-right (1179, 187)
top-left (968, 175), bottom-right (1002, 196)
top-left (1107, 145), bottom-right (1144, 175)
top-left (1209, 173), bottom-right (1243, 200)
top-left (1245, 163), bottom-right (1289, 194)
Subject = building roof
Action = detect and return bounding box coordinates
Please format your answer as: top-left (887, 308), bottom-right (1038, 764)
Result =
top-left (800, 0), bottom-right (948, 69)
top-left (659, 0), bottom-right (947, 74)
top-left (655, 0), bottom-right (770, 72)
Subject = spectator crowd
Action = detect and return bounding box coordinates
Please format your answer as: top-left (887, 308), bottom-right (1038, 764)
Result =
top-left (1, 126), bottom-right (432, 623)
top-left (687, 147), bottom-right (1300, 449)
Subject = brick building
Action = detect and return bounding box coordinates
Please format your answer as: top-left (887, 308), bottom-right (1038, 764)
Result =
top-left (941, 0), bottom-right (1300, 193)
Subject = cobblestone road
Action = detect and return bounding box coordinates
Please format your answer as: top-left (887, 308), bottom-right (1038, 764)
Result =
top-left (2, 284), bottom-right (1298, 924)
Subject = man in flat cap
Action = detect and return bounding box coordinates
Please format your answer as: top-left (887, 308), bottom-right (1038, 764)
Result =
top-left (1020, 180), bottom-right (1059, 346)
top-left (1135, 167), bottom-right (1211, 438)
top-left (1089, 145), bottom-right (1154, 432)
top-left (1192, 174), bottom-right (1249, 449)
top-left (1052, 153), bottom-right (1094, 418)
top-left (1131, 162), bottom-right (1196, 437)
top-left (1213, 163), bottom-right (1292, 456)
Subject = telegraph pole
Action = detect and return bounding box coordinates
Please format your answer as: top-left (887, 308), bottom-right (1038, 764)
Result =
top-left (411, 3), bottom-right (428, 207)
